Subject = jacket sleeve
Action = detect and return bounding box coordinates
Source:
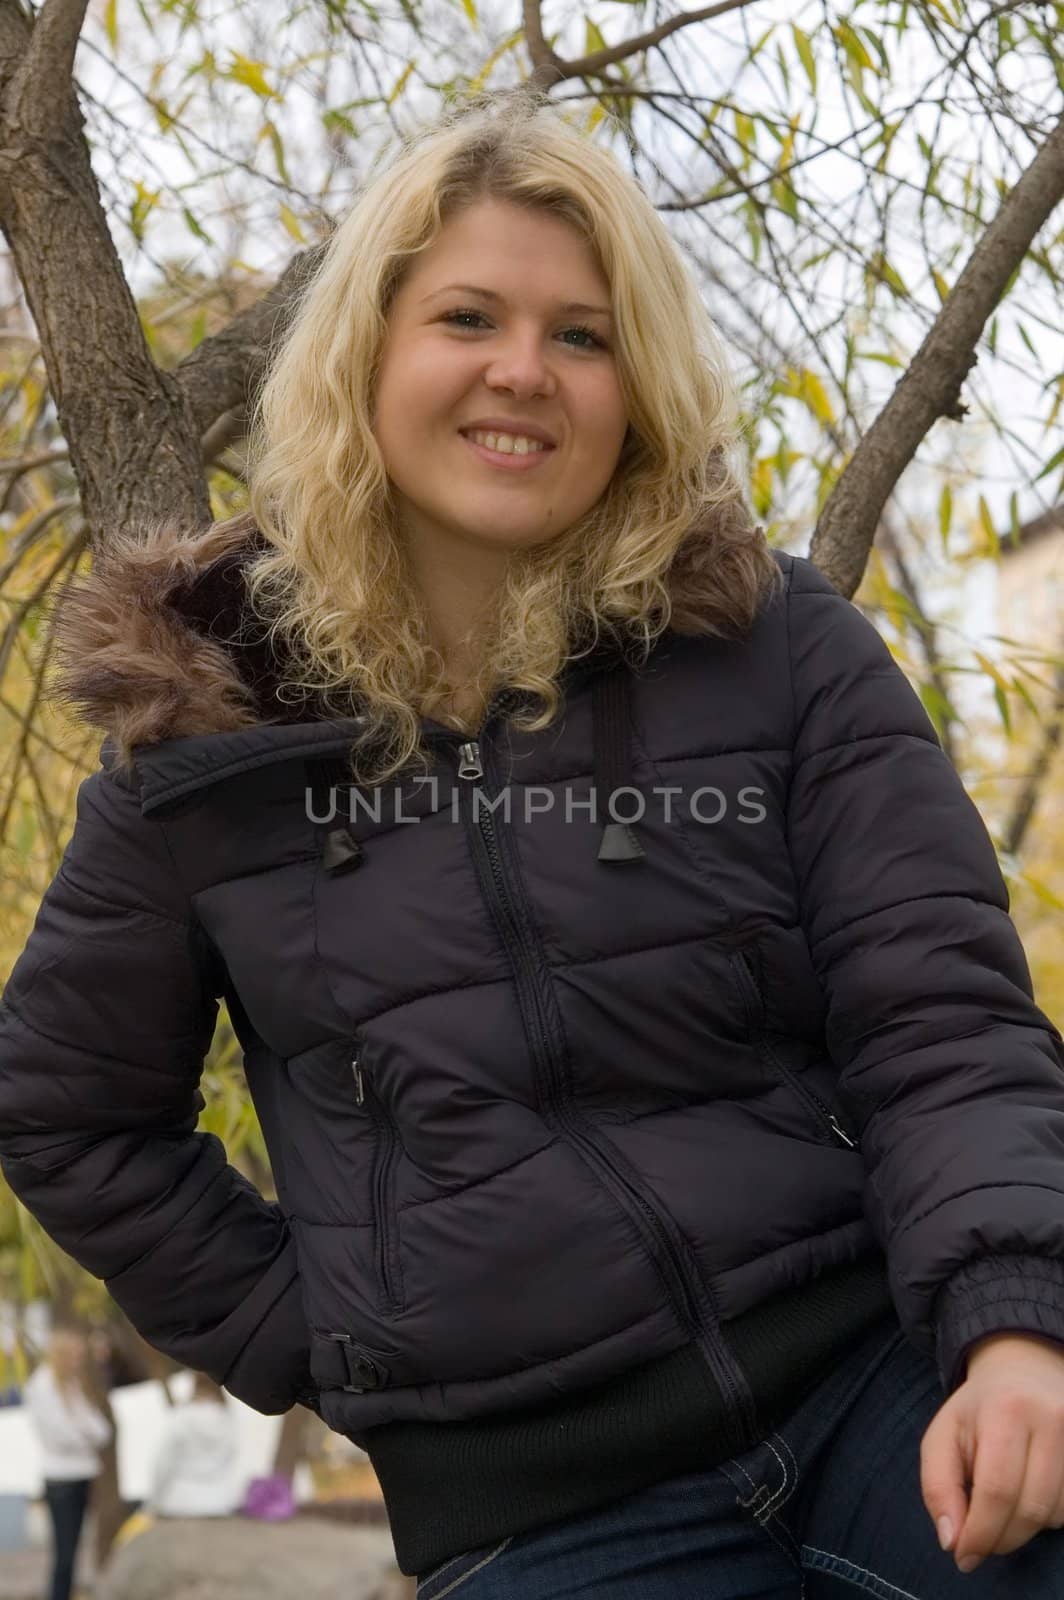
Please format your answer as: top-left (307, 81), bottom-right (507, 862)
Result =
top-left (784, 554), bottom-right (1064, 1395)
top-left (0, 752), bottom-right (314, 1415)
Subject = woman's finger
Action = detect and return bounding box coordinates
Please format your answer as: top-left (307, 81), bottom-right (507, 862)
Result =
top-left (988, 1418), bottom-right (1064, 1555)
top-left (954, 1403), bottom-right (1032, 1571)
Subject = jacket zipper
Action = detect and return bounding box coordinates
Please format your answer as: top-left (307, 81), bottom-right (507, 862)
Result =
top-left (351, 1046), bottom-right (404, 1313)
top-left (456, 737), bottom-right (759, 1440)
top-left (733, 950), bottom-right (859, 1151)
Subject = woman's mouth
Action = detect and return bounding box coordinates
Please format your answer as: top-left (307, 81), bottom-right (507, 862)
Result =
top-left (459, 431), bottom-right (556, 473)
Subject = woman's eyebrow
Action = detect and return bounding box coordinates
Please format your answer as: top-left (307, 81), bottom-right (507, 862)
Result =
top-left (420, 283), bottom-right (614, 320)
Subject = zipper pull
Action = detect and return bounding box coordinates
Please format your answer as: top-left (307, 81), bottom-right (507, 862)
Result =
top-left (458, 740), bottom-right (483, 780)
top-left (352, 1056), bottom-right (365, 1106)
top-left (828, 1113), bottom-right (858, 1150)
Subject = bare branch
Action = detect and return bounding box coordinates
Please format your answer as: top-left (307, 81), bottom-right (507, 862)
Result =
top-left (1002, 658), bottom-right (1064, 858)
top-left (878, 514), bottom-right (958, 765)
top-left (811, 107), bottom-right (1064, 598)
top-left (524, 0), bottom-right (760, 89)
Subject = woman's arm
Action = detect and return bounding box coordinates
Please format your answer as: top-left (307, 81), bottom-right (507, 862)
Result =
top-left (0, 749), bottom-right (313, 1415)
top-left (783, 554), bottom-right (1064, 1395)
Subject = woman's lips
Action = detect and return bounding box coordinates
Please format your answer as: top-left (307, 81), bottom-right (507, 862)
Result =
top-left (460, 432), bottom-right (556, 472)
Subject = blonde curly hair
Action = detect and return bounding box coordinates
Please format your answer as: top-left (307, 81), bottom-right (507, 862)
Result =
top-left (239, 85), bottom-right (782, 788)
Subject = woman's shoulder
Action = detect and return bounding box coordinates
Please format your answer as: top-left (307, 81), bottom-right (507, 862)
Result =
top-left (24, 1364), bottom-right (52, 1397)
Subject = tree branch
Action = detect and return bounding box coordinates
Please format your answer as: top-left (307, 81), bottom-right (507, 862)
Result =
top-left (810, 108), bottom-right (1064, 599)
top-left (5, 0), bottom-right (89, 140)
top-left (523, 0), bottom-right (760, 90)
top-left (176, 240), bottom-right (329, 436)
top-left (1001, 657), bottom-right (1064, 858)
top-left (0, 0), bottom-right (209, 541)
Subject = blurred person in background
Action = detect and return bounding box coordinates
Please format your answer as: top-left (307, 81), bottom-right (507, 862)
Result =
top-left (147, 1372), bottom-right (244, 1519)
top-left (24, 1326), bottom-right (112, 1600)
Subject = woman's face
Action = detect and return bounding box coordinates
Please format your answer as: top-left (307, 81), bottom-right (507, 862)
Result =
top-left (52, 1329), bottom-right (87, 1379)
top-left (372, 198), bottom-right (630, 566)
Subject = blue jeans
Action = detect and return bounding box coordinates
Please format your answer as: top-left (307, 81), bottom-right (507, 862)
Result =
top-left (414, 1317), bottom-right (1064, 1597)
top-left (43, 1478), bottom-right (91, 1600)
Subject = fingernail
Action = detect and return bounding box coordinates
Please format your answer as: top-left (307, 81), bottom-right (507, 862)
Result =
top-left (937, 1516), bottom-right (954, 1551)
top-left (957, 1555), bottom-right (982, 1573)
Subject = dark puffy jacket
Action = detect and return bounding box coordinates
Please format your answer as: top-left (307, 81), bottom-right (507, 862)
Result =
top-left (3, 520), bottom-right (1064, 1574)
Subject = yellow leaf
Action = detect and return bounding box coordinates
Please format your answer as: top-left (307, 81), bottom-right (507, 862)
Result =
top-left (977, 495), bottom-right (1000, 557)
top-left (388, 61), bottom-right (414, 105)
top-left (104, 0), bottom-right (119, 49)
top-left (784, 366), bottom-right (835, 425)
top-left (229, 54), bottom-right (277, 99)
top-left (279, 203), bottom-right (306, 243)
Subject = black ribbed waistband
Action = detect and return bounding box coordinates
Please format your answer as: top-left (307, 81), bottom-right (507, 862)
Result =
top-left (364, 1251), bottom-right (897, 1575)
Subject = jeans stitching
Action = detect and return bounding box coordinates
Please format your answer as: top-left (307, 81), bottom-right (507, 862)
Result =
top-left (755, 1434), bottom-right (793, 1522)
top-left (768, 1430), bottom-right (799, 1514)
top-left (416, 1538), bottom-right (513, 1598)
top-left (416, 1553), bottom-right (466, 1590)
top-left (801, 1542), bottom-right (923, 1599)
top-left (721, 1453), bottom-right (802, 1568)
top-left (723, 1455), bottom-right (771, 1512)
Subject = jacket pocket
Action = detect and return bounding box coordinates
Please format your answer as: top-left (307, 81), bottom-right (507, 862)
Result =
top-left (731, 947), bottom-right (859, 1151)
top-left (350, 1037), bottom-right (405, 1316)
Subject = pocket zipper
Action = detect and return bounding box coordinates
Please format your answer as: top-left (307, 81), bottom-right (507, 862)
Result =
top-left (351, 1048), bottom-right (404, 1311)
top-left (733, 950), bottom-right (859, 1151)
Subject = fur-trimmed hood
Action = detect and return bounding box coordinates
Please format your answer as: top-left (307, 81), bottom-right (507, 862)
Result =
top-left (47, 504), bottom-right (776, 774)
top-left (48, 512), bottom-right (330, 769)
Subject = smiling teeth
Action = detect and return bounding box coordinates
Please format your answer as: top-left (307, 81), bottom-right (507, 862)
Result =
top-left (466, 430), bottom-right (548, 455)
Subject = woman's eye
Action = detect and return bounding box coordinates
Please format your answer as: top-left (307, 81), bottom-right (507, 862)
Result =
top-left (440, 308), bottom-right (606, 350)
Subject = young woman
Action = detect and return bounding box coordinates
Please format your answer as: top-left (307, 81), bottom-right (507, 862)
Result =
top-left (24, 1328), bottom-right (112, 1600)
top-left (2, 90), bottom-right (1064, 1597)
top-left (147, 1374), bottom-right (244, 1519)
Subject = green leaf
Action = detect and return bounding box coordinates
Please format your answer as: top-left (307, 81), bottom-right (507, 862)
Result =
top-left (181, 205), bottom-right (214, 245)
top-left (279, 202), bottom-right (306, 243)
top-left (974, 649), bottom-right (1012, 734)
top-left (1018, 871), bottom-right (1064, 913)
top-left (791, 23), bottom-right (817, 91)
top-left (260, 119), bottom-right (289, 184)
top-left (993, 682), bottom-right (1012, 735)
top-left (917, 681), bottom-right (957, 736)
top-left (104, 0), bottom-right (119, 48)
top-left (130, 180), bottom-right (162, 242)
top-left (863, 350), bottom-right (903, 368)
top-left (1035, 442), bottom-right (1064, 482)
top-left (1007, 490), bottom-right (1022, 548)
top-left (977, 495), bottom-right (999, 556)
top-left (1018, 322), bottom-right (1039, 363)
top-left (734, 110), bottom-right (757, 167)
top-left (938, 483), bottom-right (952, 552)
top-left (771, 176), bottom-right (799, 222)
top-left (387, 61), bottom-right (414, 105)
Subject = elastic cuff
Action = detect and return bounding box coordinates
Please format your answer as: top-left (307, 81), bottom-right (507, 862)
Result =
top-left (933, 1254), bottom-right (1064, 1393)
top-left (222, 1268), bottom-right (313, 1415)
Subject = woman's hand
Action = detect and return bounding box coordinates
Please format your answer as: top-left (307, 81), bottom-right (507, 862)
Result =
top-left (921, 1332), bottom-right (1064, 1574)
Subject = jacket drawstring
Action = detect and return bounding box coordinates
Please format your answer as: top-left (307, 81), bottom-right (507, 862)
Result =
top-left (592, 664), bottom-right (646, 865)
top-left (310, 755), bottom-right (365, 877)
top-left (314, 660), bottom-right (645, 875)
